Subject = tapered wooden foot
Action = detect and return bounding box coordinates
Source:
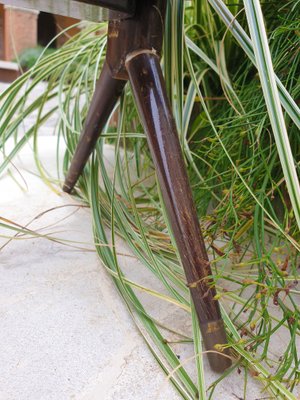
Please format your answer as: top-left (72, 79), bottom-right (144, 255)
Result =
top-left (126, 52), bottom-right (231, 372)
top-left (63, 62), bottom-right (126, 193)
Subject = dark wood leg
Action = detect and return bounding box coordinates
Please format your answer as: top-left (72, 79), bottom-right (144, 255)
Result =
top-left (126, 52), bottom-right (231, 372)
top-left (63, 62), bottom-right (126, 193)
top-left (62, 0), bottom-right (230, 373)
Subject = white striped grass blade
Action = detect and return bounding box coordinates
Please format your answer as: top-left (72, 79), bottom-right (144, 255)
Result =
top-left (208, 0), bottom-right (300, 130)
top-left (243, 0), bottom-right (300, 231)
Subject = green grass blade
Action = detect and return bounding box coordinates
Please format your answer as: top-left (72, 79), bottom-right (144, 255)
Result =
top-left (208, 0), bottom-right (300, 129)
top-left (243, 0), bottom-right (300, 231)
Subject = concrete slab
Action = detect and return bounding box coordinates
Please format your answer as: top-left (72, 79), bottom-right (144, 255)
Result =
top-left (0, 137), bottom-right (182, 400)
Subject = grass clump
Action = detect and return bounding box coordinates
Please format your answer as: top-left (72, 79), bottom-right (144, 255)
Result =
top-left (0, 1), bottom-right (299, 398)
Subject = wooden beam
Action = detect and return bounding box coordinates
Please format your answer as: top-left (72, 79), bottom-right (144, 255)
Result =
top-left (0, 0), bottom-right (110, 22)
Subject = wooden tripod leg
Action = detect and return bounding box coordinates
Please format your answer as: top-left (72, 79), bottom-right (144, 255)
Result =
top-left (63, 62), bottom-right (126, 193)
top-left (126, 52), bottom-right (231, 372)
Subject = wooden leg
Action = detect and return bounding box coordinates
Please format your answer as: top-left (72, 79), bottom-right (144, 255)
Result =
top-left (126, 52), bottom-right (231, 372)
top-left (63, 62), bottom-right (126, 193)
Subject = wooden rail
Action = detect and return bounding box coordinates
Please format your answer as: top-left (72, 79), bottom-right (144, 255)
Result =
top-left (1, 0), bottom-right (105, 21)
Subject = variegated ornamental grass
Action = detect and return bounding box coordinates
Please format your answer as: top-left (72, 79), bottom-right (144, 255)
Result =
top-left (0, 1), bottom-right (299, 398)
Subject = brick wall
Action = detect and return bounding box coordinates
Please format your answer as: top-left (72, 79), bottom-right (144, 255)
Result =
top-left (3, 6), bottom-right (38, 61)
top-left (0, 7), bottom-right (81, 62)
top-left (54, 15), bottom-right (81, 47)
top-left (0, 5), bottom-right (4, 59)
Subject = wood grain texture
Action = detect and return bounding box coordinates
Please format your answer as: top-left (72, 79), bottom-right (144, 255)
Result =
top-left (126, 52), bottom-right (231, 372)
top-left (0, 0), bottom-right (135, 21)
top-left (106, 0), bottom-right (166, 80)
top-left (63, 62), bottom-right (126, 192)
